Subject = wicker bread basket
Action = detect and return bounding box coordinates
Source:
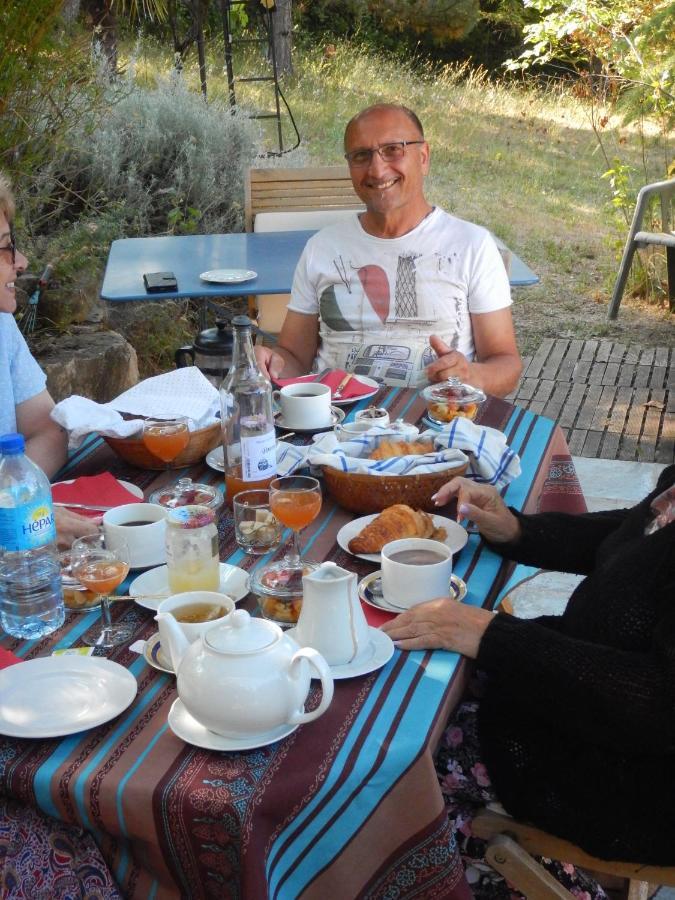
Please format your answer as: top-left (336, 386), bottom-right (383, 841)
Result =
top-left (322, 461), bottom-right (468, 514)
top-left (104, 422), bottom-right (221, 470)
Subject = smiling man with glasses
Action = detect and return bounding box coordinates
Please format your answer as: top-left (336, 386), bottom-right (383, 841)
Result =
top-left (255, 103), bottom-right (522, 396)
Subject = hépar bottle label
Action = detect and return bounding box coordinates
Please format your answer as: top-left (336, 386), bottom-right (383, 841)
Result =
top-left (0, 497), bottom-right (57, 551)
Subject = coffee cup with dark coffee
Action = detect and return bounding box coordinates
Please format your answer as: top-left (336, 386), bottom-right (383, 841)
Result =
top-left (272, 382), bottom-right (332, 429)
top-left (103, 502), bottom-right (167, 569)
top-left (380, 538), bottom-right (453, 609)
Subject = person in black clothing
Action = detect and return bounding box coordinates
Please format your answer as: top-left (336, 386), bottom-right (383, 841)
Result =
top-left (382, 466), bottom-right (675, 878)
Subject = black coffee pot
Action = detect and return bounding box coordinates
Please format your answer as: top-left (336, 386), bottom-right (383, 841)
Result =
top-left (175, 320), bottom-right (234, 388)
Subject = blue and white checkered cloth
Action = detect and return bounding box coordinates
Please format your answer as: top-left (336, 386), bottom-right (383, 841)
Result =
top-left (277, 419), bottom-right (520, 490)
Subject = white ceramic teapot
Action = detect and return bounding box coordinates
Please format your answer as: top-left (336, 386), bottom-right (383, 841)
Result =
top-left (156, 608), bottom-right (334, 739)
top-left (295, 562), bottom-right (371, 667)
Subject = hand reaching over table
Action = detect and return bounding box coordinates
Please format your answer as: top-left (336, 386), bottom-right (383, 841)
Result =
top-left (433, 477), bottom-right (521, 545)
top-left (54, 507), bottom-right (101, 550)
top-left (381, 597), bottom-right (494, 658)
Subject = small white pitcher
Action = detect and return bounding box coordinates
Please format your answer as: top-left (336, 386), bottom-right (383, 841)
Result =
top-left (297, 562), bottom-right (371, 667)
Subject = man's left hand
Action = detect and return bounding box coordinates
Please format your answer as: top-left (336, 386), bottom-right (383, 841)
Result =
top-left (426, 335), bottom-right (471, 384)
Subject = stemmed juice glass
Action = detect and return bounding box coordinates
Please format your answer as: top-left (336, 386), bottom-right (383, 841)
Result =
top-left (71, 534), bottom-right (131, 648)
top-left (142, 417), bottom-right (190, 467)
top-left (264, 476), bottom-right (322, 592)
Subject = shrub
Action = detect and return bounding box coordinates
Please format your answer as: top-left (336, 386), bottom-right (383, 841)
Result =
top-left (27, 73), bottom-right (262, 238)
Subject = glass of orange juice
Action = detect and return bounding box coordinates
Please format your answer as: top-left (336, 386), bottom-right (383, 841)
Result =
top-left (263, 476), bottom-right (322, 592)
top-left (142, 417), bottom-right (190, 467)
top-left (71, 534), bottom-right (131, 648)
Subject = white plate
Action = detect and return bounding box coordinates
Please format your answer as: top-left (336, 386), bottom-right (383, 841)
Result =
top-left (129, 562), bottom-right (249, 612)
top-left (331, 375), bottom-right (381, 407)
top-left (199, 269), bottom-right (257, 284)
top-left (168, 698), bottom-right (298, 751)
top-left (53, 478), bottom-right (144, 502)
top-left (0, 656), bottom-right (137, 738)
top-left (274, 406), bottom-right (345, 433)
top-left (337, 515), bottom-right (468, 563)
top-left (358, 571), bottom-right (467, 614)
top-left (143, 632), bottom-right (174, 674)
top-left (286, 625), bottom-right (394, 679)
top-left (205, 445), bottom-right (225, 473)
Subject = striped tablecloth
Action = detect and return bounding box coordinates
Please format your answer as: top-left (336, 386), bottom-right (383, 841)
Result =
top-left (0, 390), bottom-right (585, 899)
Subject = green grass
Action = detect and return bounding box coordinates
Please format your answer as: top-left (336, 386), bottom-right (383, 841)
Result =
top-left (118, 37), bottom-right (674, 358)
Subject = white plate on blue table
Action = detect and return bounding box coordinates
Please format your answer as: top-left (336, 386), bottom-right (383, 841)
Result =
top-left (199, 269), bottom-right (257, 284)
top-left (130, 563), bottom-right (249, 612)
top-left (0, 656), bottom-right (137, 738)
top-left (337, 514), bottom-right (468, 563)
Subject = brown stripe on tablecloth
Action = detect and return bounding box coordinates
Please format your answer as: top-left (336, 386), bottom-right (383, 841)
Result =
top-left (270, 651), bottom-right (434, 899)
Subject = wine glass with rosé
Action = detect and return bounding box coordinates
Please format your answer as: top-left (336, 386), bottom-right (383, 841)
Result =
top-left (71, 534), bottom-right (131, 648)
top-left (142, 417), bottom-right (190, 468)
top-left (264, 476), bottom-right (322, 593)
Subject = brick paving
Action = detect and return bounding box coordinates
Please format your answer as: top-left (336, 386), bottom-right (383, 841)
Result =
top-left (507, 339), bottom-right (674, 463)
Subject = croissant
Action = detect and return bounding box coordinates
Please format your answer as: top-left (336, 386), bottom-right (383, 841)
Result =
top-left (368, 439), bottom-right (434, 460)
top-left (348, 504), bottom-right (447, 554)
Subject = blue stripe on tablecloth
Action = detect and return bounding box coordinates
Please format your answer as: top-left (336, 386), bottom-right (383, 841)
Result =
top-left (266, 408), bottom-right (557, 897)
top-left (268, 651), bottom-right (457, 899)
top-left (56, 434), bottom-right (104, 478)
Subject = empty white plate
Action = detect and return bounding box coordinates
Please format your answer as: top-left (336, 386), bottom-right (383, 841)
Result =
top-left (199, 269), bottom-right (257, 284)
top-left (0, 656), bottom-right (137, 738)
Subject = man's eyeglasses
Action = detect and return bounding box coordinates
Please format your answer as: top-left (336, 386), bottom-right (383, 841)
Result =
top-left (344, 140), bottom-right (425, 168)
top-left (0, 230), bottom-right (16, 265)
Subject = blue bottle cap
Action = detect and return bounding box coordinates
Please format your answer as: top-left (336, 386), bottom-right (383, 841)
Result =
top-left (0, 433), bottom-right (25, 454)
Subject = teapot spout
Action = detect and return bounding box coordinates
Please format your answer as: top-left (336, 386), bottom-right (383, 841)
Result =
top-left (155, 611), bottom-right (191, 672)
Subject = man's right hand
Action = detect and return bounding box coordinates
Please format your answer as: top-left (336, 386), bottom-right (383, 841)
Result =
top-left (254, 345), bottom-right (286, 381)
top-left (432, 477), bottom-right (521, 544)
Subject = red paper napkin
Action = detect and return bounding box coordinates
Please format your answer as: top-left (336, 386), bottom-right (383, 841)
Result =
top-left (0, 647), bottom-right (21, 669)
top-left (274, 369), bottom-right (374, 400)
top-left (51, 473), bottom-right (143, 517)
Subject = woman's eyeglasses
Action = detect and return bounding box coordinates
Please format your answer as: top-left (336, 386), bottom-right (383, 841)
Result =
top-left (344, 140), bottom-right (425, 168)
top-left (0, 230), bottom-right (16, 264)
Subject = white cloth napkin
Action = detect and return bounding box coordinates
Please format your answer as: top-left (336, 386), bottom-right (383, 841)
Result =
top-left (51, 368), bottom-right (220, 449)
top-left (277, 418), bottom-right (520, 489)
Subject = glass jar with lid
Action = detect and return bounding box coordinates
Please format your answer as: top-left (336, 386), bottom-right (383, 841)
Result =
top-left (422, 378), bottom-right (486, 425)
top-left (149, 477), bottom-right (223, 513)
top-left (165, 505), bottom-right (220, 594)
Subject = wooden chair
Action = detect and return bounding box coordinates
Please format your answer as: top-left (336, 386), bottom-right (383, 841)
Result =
top-left (472, 807), bottom-right (675, 900)
top-left (244, 165), bottom-right (363, 232)
top-left (244, 166), bottom-right (364, 339)
top-left (607, 178), bottom-right (675, 320)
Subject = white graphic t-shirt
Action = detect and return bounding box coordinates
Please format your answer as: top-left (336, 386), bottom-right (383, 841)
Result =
top-left (289, 207), bottom-right (511, 387)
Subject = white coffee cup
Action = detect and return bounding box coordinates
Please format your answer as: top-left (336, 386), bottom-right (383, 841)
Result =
top-left (334, 420), bottom-right (375, 441)
top-left (103, 503), bottom-right (167, 569)
top-left (155, 591), bottom-right (235, 671)
top-left (273, 382), bottom-right (332, 429)
top-left (381, 538), bottom-right (453, 610)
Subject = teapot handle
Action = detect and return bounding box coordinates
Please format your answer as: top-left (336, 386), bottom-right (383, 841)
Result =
top-left (288, 647), bottom-right (334, 725)
top-left (175, 346), bottom-right (195, 368)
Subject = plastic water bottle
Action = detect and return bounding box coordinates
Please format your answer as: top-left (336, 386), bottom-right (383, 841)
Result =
top-left (0, 433), bottom-right (64, 639)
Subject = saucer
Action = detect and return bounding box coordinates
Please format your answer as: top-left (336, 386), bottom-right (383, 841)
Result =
top-left (286, 626), bottom-right (394, 679)
top-left (129, 562), bottom-right (249, 612)
top-left (168, 698), bottom-right (299, 751)
top-left (205, 445), bottom-right (224, 472)
top-left (199, 269), bottom-right (257, 284)
top-left (358, 571), bottom-right (467, 614)
top-left (143, 633), bottom-right (174, 674)
top-left (274, 406), bottom-right (345, 434)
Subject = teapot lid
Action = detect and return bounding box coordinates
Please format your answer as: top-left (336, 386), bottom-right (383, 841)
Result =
top-left (205, 608), bottom-right (278, 653)
top-left (194, 320), bottom-right (234, 357)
